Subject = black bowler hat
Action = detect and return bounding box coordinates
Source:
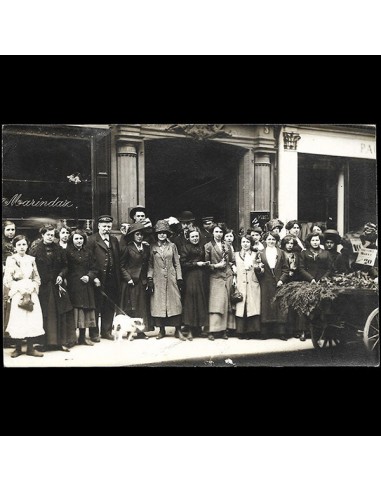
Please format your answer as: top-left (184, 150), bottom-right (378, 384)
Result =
top-left (178, 211), bottom-right (195, 222)
top-left (97, 215), bottom-right (113, 223)
top-left (129, 205), bottom-right (147, 220)
top-left (202, 215), bottom-right (214, 222)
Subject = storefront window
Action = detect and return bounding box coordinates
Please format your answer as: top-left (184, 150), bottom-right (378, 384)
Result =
top-left (3, 130), bottom-right (93, 238)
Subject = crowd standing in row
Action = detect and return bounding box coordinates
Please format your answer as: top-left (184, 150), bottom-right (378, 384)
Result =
top-left (2, 209), bottom-right (378, 357)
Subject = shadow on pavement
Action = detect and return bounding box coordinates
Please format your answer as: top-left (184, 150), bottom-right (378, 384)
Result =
top-left (137, 341), bottom-right (379, 367)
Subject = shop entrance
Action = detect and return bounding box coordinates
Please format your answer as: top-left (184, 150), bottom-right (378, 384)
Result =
top-left (144, 138), bottom-right (245, 231)
top-left (298, 153), bottom-right (377, 234)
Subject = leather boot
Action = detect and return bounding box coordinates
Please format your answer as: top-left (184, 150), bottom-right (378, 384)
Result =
top-left (187, 327), bottom-right (193, 341)
top-left (78, 329), bottom-right (94, 346)
top-left (156, 327), bottom-right (166, 339)
top-left (11, 340), bottom-right (23, 358)
top-left (175, 327), bottom-right (187, 341)
top-left (26, 339), bottom-right (44, 357)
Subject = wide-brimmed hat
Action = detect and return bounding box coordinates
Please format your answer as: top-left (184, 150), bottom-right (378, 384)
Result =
top-left (178, 211), bottom-right (195, 222)
top-left (154, 220), bottom-right (172, 236)
top-left (129, 205), bottom-right (146, 220)
top-left (125, 222), bottom-right (146, 240)
top-left (323, 229), bottom-right (341, 244)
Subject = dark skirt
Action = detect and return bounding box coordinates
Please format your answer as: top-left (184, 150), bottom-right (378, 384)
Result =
top-left (153, 315), bottom-right (182, 327)
top-left (39, 283), bottom-right (76, 347)
top-left (236, 314), bottom-right (261, 334)
top-left (120, 280), bottom-right (154, 331)
top-left (183, 269), bottom-right (208, 327)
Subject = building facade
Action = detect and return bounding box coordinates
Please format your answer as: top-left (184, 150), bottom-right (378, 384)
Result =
top-left (2, 124), bottom-right (377, 240)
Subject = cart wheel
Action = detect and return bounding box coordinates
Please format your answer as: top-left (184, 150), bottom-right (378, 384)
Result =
top-left (363, 308), bottom-right (379, 352)
top-left (310, 322), bottom-right (347, 349)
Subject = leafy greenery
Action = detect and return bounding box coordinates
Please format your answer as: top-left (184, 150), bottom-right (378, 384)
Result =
top-left (273, 272), bottom-right (377, 317)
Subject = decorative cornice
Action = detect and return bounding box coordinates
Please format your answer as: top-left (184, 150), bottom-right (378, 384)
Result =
top-left (117, 144), bottom-right (137, 157)
top-left (166, 124), bottom-right (232, 140)
top-left (283, 132), bottom-right (301, 150)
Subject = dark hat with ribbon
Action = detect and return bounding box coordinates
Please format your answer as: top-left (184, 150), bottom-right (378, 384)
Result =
top-left (266, 219), bottom-right (284, 232)
top-left (323, 229), bottom-right (341, 244)
top-left (129, 205), bottom-right (147, 220)
top-left (178, 210), bottom-right (195, 222)
top-left (154, 220), bottom-right (172, 236)
top-left (125, 222), bottom-right (146, 240)
top-left (97, 215), bottom-right (113, 223)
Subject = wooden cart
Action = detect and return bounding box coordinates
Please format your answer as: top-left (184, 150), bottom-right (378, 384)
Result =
top-left (309, 287), bottom-right (379, 352)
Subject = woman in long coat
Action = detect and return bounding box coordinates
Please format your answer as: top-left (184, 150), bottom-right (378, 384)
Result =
top-left (29, 225), bottom-right (76, 351)
top-left (299, 232), bottom-right (333, 283)
top-left (147, 220), bottom-right (186, 340)
top-left (204, 223), bottom-right (235, 340)
top-left (64, 229), bottom-right (99, 346)
top-left (280, 234), bottom-right (304, 339)
top-left (258, 231), bottom-right (290, 340)
top-left (180, 227), bottom-right (209, 340)
top-left (120, 222), bottom-right (153, 338)
top-left (234, 235), bottom-right (262, 339)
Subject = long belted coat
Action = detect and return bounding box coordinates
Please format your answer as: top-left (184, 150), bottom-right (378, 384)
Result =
top-left (204, 240), bottom-right (234, 315)
top-left (147, 240), bottom-right (183, 318)
top-left (234, 251), bottom-right (261, 318)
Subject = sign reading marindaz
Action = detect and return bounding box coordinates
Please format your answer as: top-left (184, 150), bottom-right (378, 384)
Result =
top-left (2, 194), bottom-right (74, 208)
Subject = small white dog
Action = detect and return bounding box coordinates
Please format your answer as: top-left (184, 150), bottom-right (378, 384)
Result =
top-left (112, 314), bottom-right (145, 341)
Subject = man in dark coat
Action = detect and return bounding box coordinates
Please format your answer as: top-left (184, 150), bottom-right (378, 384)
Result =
top-left (87, 215), bottom-right (121, 341)
top-left (119, 204), bottom-right (155, 253)
top-left (199, 215), bottom-right (215, 246)
top-left (172, 210), bottom-right (196, 256)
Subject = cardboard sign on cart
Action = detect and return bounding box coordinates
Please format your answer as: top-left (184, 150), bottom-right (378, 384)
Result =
top-left (355, 247), bottom-right (377, 266)
top-left (350, 237), bottom-right (363, 253)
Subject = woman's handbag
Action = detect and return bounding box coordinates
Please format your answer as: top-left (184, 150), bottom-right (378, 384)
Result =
top-left (18, 293), bottom-right (34, 312)
top-left (230, 283), bottom-right (243, 304)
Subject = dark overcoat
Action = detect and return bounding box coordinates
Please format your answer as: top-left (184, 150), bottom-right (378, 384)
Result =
top-left (120, 242), bottom-right (150, 285)
top-left (87, 232), bottom-right (121, 291)
top-left (30, 241), bottom-right (73, 315)
top-left (299, 249), bottom-right (333, 282)
top-left (258, 247), bottom-right (289, 323)
top-left (63, 246), bottom-right (98, 309)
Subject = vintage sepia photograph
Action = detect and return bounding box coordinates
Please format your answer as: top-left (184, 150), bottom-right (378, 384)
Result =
top-left (2, 123), bottom-right (378, 367)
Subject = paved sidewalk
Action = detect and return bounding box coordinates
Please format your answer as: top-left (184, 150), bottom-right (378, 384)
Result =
top-left (3, 328), bottom-right (316, 367)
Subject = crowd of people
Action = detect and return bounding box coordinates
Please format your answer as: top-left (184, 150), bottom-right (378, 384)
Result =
top-left (2, 207), bottom-right (378, 358)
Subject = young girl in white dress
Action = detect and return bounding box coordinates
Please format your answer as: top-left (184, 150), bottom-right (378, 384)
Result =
top-left (3, 235), bottom-right (45, 357)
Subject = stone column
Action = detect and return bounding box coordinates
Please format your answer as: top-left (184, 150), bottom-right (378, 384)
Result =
top-left (117, 143), bottom-right (138, 224)
top-left (278, 131), bottom-right (300, 223)
top-left (238, 149), bottom-right (255, 231)
top-left (254, 153), bottom-right (271, 212)
top-left (337, 165), bottom-right (345, 236)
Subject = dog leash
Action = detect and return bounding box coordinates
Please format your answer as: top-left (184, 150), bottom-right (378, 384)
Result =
top-left (98, 288), bottom-right (145, 335)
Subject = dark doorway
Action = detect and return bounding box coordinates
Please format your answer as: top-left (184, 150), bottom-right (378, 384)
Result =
top-left (298, 154), bottom-right (339, 225)
top-left (144, 138), bottom-right (244, 231)
top-left (347, 158), bottom-right (377, 231)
